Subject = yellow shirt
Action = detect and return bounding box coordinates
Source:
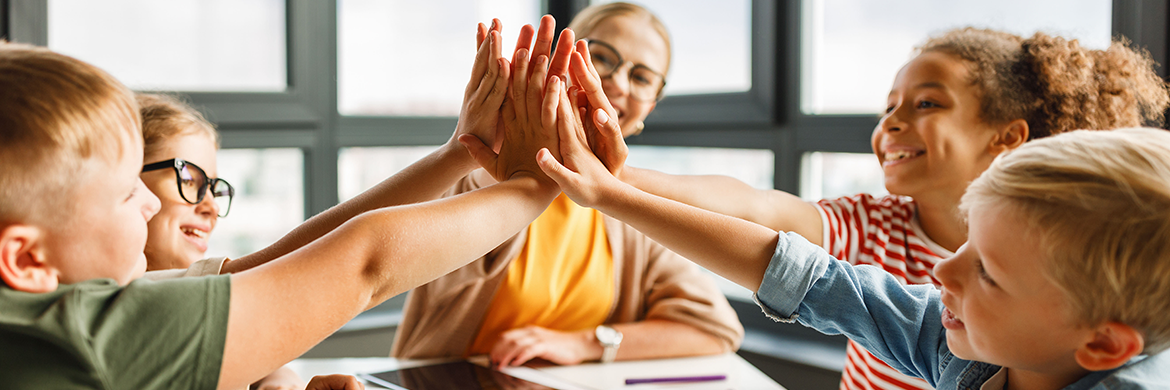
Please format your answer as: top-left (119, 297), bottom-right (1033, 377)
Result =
top-left (467, 193), bottom-right (615, 355)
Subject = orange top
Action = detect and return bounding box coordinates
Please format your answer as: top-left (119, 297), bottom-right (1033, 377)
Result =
top-left (467, 193), bottom-right (615, 356)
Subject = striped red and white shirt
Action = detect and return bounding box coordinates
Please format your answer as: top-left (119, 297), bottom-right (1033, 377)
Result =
top-left (816, 194), bottom-right (953, 390)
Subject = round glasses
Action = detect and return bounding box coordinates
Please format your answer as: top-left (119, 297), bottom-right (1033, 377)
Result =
top-left (142, 158), bottom-right (235, 218)
top-left (585, 39), bottom-right (667, 102)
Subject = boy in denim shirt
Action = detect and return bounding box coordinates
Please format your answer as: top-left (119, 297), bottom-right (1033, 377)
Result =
top-left (535, 55), bottom-right (1170, 387)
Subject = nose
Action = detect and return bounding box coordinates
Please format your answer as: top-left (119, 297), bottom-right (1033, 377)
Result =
top-left (195, 189), bottom-right (220, 218)
top-left (140, 179), bottom-right (161, 221)
top-left (933, 252), bottom-right (966, 294)
top-left (602, 64), bottom-right (632, 99)
top-left (879, 106), bottom-right (906, 134)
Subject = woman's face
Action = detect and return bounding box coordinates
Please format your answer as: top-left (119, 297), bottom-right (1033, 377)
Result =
top-left (139, 131), bottom-right (220, 271)
top-left (583, 14), bottom-right (669, 138)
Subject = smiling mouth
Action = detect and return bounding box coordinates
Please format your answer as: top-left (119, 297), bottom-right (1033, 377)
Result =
top-left (883, 150), bottom-right (924, 164)
top-left (942, 308), bottom-right (966, 330)
top-left (181, 227), bottom-right (208, 240)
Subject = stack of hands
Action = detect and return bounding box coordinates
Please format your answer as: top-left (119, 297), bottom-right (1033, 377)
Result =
top-left (455, 15), bottom-right (633, 212)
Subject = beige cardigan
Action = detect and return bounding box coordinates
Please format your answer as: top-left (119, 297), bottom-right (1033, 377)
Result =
top-left (391, 172), bottom-right (744, 358)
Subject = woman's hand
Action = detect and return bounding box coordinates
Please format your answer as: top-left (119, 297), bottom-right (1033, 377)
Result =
top-left (304, 374), bottom-right (365, 390)
top-left (447, 19), bottom-right (511, 164)
top-left (250, 366), bottom-right (305, 390)
top-left (568, 40), bottom-right (628, 178)
top-left (488, 325), bottom-right (597, 369)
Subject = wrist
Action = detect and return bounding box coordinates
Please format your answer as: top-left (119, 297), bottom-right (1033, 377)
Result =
top-left (438, 139), bottom-right (480, 173)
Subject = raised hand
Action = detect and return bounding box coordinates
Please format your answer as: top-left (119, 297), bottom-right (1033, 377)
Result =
top-left (449, 19), bottom-right (510, 161)
top-left (535, 71), bottom-right (616, 208)
top-left (568, 40), bottom-right (627, 178)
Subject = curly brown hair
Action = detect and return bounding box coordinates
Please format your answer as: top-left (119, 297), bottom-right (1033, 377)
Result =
top-left (918, 28), bottom-right (1170, 140)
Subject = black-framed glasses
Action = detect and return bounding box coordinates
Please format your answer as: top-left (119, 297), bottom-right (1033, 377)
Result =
top-left (584, 39), bottom-right (667, 102)
top-left (142, 158), bottom-right (235, 218)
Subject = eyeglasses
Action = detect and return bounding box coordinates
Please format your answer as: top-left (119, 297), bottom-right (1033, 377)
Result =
top-left (584, 39), bottom-right (667, 102)
top-left (142, 158), bottom-right (235, 218)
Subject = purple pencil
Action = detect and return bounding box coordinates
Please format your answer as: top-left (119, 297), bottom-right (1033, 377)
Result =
top-left (625, 374), bottom-right (727, 385)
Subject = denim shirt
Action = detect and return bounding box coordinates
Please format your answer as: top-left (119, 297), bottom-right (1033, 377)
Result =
top-left (753, 232), bottom-right (1170, 390)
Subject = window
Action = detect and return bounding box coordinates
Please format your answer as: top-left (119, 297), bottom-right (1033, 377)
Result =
top-left (206, 148), bottom-right (304, 259)
top-left (800, 0), bottom-right (1112, 114)
top-left (47, 0), bottom-right (287, 92)
top-left (337, 146), bottom-right (442, 201)
top-left (592, 0), bottom-right (752, 96)
top-left (338, 0), bottom-right (542, 116)
top-left (800, 152), bottom-right (886, 201)
top-left (627, 145), bottom-right (773, 190)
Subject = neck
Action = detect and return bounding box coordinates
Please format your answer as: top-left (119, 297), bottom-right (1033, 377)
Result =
top-left (912, 192), bottom-right (967, 252)
top-left (1005, 366), bottom-right (1088, 390)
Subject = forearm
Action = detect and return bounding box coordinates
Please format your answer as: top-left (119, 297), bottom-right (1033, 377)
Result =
top-left (224, 142), bottom-right (478, 273)
top-left (622, 167), bottom-right (823, 242)
top-left (595, 181), bottom-right (779, 291)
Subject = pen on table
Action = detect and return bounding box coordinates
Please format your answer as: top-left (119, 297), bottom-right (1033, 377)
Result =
top-left (625, 374), bottom-right (727, 385)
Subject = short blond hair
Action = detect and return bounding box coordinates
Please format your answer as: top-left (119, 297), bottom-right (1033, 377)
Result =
top-left (0, 42), bottom-right (139, 225)
top-left (568, 2), bottom-right (672, 75)
top-left (962, 127), bottom-right (1170, 353)
top-left (137, 93), bottom-right (219, 160)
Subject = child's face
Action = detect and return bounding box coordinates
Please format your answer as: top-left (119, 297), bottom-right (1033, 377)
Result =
top-left (872, 52), bottom-right (1004, 201)
top-left (140, 132), bottom-right (219, 271)
top-left (935, 202), bottom-right (1091, 377)
top-left (43, 132), bottom-right (161, 285)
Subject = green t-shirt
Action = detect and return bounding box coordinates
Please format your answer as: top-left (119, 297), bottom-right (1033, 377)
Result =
top-left (0, 275), bottom-right (231, 389)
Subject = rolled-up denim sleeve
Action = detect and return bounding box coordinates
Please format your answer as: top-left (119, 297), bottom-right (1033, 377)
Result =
top-left (751, 232), bottom-right (949, 386)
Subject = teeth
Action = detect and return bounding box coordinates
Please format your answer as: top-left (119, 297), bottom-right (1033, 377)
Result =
top-left (884, 150), bottom-right (921, 162)
top-left (181, 227), bottom-right (208, 239)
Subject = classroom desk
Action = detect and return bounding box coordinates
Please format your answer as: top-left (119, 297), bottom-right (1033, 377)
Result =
top-left (289, 353), bottom-right (786, 390)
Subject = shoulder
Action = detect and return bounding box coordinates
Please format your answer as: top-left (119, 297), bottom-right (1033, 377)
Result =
top-left (816, 193), bottom-right (915, 213)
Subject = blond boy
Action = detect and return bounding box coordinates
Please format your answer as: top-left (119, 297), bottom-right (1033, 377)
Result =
top-left (0, 35), bottom-right (564, 389)
top-left (535, 52), bottom-right (1170, 388)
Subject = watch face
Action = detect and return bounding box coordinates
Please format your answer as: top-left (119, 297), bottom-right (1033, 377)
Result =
top-left (596, 325), bottom-right (622, 345)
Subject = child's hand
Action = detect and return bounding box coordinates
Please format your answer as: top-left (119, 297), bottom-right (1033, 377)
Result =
top-left (461, 48), bottom-right (567, 185)
top-left (568, 40), bottom-right (628, 178)
top-left (304, 374), bottom-right (365, 390)
top-left (536, 74), bottom-right (625, 208)
top-left (448, 20), bottom-right (511, 160)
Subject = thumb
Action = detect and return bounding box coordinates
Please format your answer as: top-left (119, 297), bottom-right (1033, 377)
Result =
top-left (459, 134), bottom-right (498, 170)
top-left (537, 148), bottom-right (572, 185)
top-left (594, 109), bottom-right (622, 141)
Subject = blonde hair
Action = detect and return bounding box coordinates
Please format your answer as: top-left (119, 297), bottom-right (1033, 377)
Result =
top-left (568, 2), bottom-right (672, 75)
top-left (0, 42), bottom-right (140, 225)
top-left (137, 93), bottom-right (219, 160)
top-left (962, 127), bottom-right (1170, 353)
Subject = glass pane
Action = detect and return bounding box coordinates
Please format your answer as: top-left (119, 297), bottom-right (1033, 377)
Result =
top-left (206, 148), bottom-right (304, 260)
top-left (338, 0), bottom-right (541, 116)
top-left (47, 0), bottom-right (287, 92)
top-left (338, 146), bottom-right (442, 202)
top-left (591, 0), bottom-right (752, 96)
top-left (800, 152), bottom-right (887, 201)
top-left (801, 0), bottom-right (1112, 114)
top-left (627, 145), bottom-right (773, 190)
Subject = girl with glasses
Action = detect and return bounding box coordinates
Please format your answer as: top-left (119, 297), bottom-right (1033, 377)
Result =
top-left (136, 93), bottom-right (303, 390)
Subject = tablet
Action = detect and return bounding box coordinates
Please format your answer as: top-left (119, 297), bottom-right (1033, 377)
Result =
top-left (358, 361), bottom-right (557, 390)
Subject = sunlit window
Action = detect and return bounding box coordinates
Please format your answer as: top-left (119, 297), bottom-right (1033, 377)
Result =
top-left (800, 151), bottom-right (886, 201)
top-left (627, 145), bottom-right (773, 190)
top-left (592, 0), bottom-right (752, 96)
top-left (48, 0), bottom-right (286, 92)
top-left (801, 0), bottom-right (1112, 114)
top-left (206, 148), bottom-right (304, 259)
top-left (338, 0), bottom-right (541, 116)
top-left (337, 146), bottom-right (442, 201)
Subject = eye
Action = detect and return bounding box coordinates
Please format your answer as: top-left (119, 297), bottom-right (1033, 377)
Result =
top-left (976, 259), bottom-right (998, 287)
top-left (917, 100), bottom-right (939, 109)
top-left (884, 104), bottom-right (896, 114)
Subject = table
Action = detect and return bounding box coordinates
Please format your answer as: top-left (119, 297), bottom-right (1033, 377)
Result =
top-left (289, 353), bottom-right (786, 390)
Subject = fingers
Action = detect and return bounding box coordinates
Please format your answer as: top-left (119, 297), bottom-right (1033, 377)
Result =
top-left (547, 28), bottom-right (576, 81)
top-left (476, 22), bottom-right (487, 48)
top-left (570, 50), bottom-right (619, 129)
top-left (529, 15), bottom-right (556, 75)
top-left (510, 48), bottom-right (531, 124)
top-left (458, 134), bottom-right (499, 172)
top-left (472, 30), bottom-right (505, 105)
top-left (541, 77), bottom-right (562, 132)
top-left (465, 24), bottom-right (494, 98)
top-left (306, 374), bottom-right (365, 390)
top-left (537, 148), bottom-right (575, 188)
top-left (513, 23), bottom-right (536, 58)
top-left (526, 55), bottom-right (550, 125)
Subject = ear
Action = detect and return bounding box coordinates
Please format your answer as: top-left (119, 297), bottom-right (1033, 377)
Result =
top-left (0, 224), bottom-right (59, 293)
top-left (1074, 321), bottom-right (1144, 371)
top-left (989, 119), bottom-right (1029, 153)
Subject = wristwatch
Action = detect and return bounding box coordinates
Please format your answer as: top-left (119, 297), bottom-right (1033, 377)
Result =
top-left (595, 325), bottom-right (623, 363)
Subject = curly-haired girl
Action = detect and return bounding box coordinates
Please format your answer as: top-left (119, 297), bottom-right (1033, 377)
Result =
top-left (587, 27), bottom-right (1170, 390)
